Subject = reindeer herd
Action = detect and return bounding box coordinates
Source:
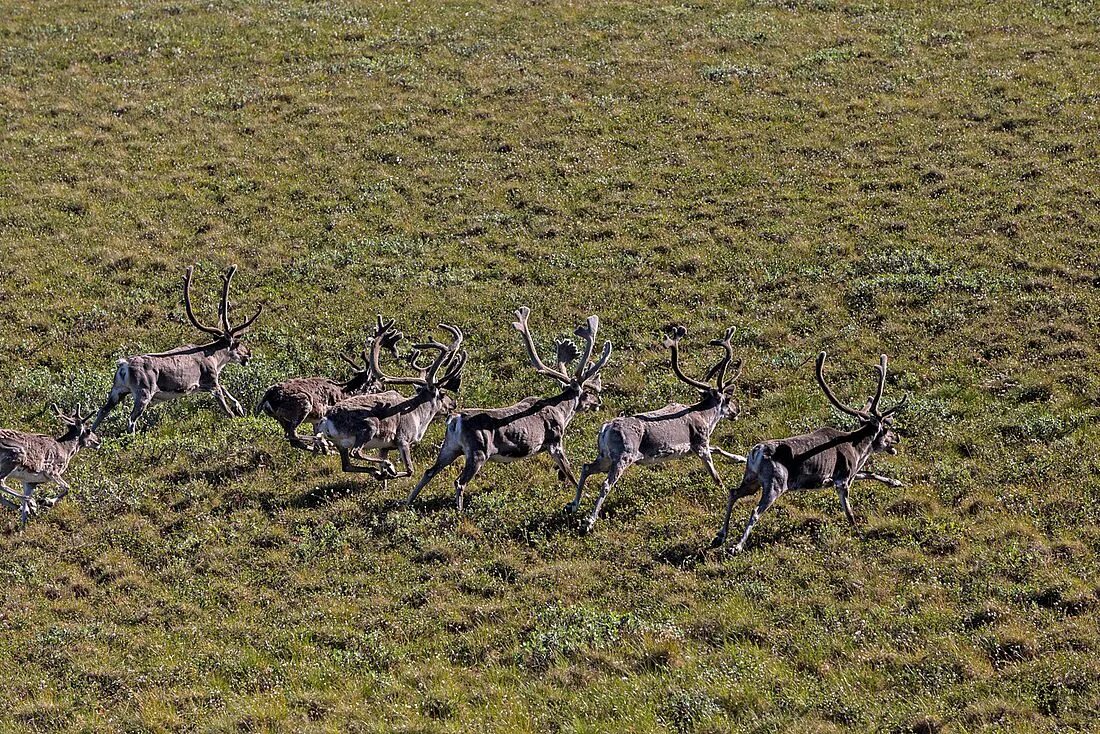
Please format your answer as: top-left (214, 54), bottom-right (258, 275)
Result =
top-left (0, 265), bottom-right (909, 551)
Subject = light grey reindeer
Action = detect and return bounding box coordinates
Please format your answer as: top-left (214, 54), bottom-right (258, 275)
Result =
top-left (315, 319), bottom-right (466, 481)
top-left (257, 321), bottom-right (404, 452)
top-left (92, 265), bottom-right (263, 433)
top-left (406, 306), bottom-right (612, 511)
top-left (571, 324), bottom-right (743, 533)
top-left (712, 351), bottom-right (908, 553)
top-left (0, 406), bottom-right (101, 525)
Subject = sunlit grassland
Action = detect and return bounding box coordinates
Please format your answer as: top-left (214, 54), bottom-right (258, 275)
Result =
top-left (1, 0), bottom-right (1098, 731)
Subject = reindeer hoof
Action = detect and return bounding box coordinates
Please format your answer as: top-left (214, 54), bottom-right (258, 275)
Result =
top-left (563, 502), bottom-right (579, 515)
top-left (710, 533), bottom-right (726, 548)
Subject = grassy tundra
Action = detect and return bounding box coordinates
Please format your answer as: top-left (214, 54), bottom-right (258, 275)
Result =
top-left (1, 0), bottom-right (1098, 731)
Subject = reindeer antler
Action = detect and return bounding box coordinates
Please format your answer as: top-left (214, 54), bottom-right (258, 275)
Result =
top-left (182, 266), bottom-right (226, 338)
top-left (663, 325), bottom-right (713, 391)
top-left (182, 265), bottom-right (263, 341)
top-left (512, 307), bottom-right (573, 385)
top-left (705, 326), bottom-right (742, 390)
top-left (220, 265), bottom-right (264, 337)
top-left (816, 351), bottom-right (909, 421)
top-left (574, 315), bottom-right (613, 385)
top-left (370, 317), bottom-right (464, 389)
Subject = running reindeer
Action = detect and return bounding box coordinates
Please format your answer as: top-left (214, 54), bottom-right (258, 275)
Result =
top-left (406, 306), bottom-right (611, 511)
top-left (571, 324), bottom-right (743, 532)
top-left (315, 318), bottom-right (466, 481)
top-left (93, 265), bottom-right (263, 433)
top-left (0, 406), bottom-right (101, 525)
top-left (712, 351), bottom-right (907, 553)
top-left (257, 321), bottom-right (404, 452)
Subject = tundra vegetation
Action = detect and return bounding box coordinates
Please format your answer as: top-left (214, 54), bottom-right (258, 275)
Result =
top-left (0, 0), bottom-right (1098, 732)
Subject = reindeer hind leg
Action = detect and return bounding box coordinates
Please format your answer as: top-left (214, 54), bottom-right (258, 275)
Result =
top-left (712, 471), bottom-right (760, 548)
top-left (583, 458), bottom-right (633, 533)
top-left (732, 464), bottom-right (786, 554)
top-left (454, 451), bottom-right (487, 512)
top-left (407, 444), bottom-right (462, 506)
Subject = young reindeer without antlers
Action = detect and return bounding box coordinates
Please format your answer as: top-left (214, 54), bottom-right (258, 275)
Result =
top-left (315, 318), bottom-right (466, 481)
top-left (712, 351), bottom-right (908, 553)
top-left (257, 323), bottom-right (404, 452)
top-left (406, 306), bottom-right (611, 511)
top-left (92, 265), bottom-right (263, 433)
top-left (0, 406), bottom-right (101, 525)
top-left (571, 325), bottom-right (743, 533)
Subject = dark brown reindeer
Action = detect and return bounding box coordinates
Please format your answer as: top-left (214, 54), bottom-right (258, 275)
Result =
top-left (257, 321), bottom-right (404, 452)
top-left (315, 319), bottom-right (466, 481)
top-left (0, 406), bottom-right (101, 525)
top-left (571, 325), bottom-right (743, 533)
top-left (92, 265), bottom-right (263, 433)
top-left (712, 351), bottom-right (908, 553)
top-left (406, 306), bottom-right (612, 511)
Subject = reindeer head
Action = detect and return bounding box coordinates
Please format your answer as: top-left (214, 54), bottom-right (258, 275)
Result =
top-left (53, 405), bottom-right (101, 449)
top-left (369, 316), bottom-right (466, 408)
top-left (662, 324), bottom-right (743, 420)
top-left (512, 307), bottom-right (612, 411)
top-left (815, 352), bottom-right (908, 455)
top-left (339, 329), bottom-right (404, 394)
top-left (183, 265), bottom-right (264, 363)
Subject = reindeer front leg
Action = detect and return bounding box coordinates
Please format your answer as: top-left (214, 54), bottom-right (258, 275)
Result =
top-left (713, 447), bottom-right (749, 463)
top-left (853, 470), bottom-right (903, 488)
top-left (547, 441), bottom-right (578, 486)
top-left (835, 480), bottom-right (859, 528)
top-left (19, 482), bottom-right (39, 526)
top-left (390, 443), bottom-right (414, 480)
top-left (695, 445), bottom-right (726, 490)
top-left (42, 476), bottom-right (71, 509)
top-left (212, 379), bottom-right (246, 417)
top-left (337, 448), bottom-right (395, 480)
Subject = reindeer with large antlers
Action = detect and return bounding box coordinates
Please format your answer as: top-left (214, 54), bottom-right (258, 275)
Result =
top-left (571, 325), bottom-right (743, 533)
top-left (406, 306), bottom-right (612, 511)
top-left (92, 265), bottom-right (263, 433)
top-left (257, 323), bottom-right (404, 452)
top-left (0, 406), bottom-right (101, 525)
top-left (315, 318), bottom-right (466, 481)
top-left (712, 351), bottom-right (908, 553)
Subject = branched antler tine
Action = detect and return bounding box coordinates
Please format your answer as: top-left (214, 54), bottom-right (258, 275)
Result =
top-left (573, 316), bottom-right (599, 380)
top-left (406, 347), bottom-right (435, 374)
top-left (880, 392), bottom-right (909, 418)
top-left (368, 317), bottom-right (404, 382)
top-left (664, 327), bottom-right (712, 391)
top-left (340, 353), bottom-right (364, 372)
top-left (722, 358), bottom-right (744, 388)
top-left (511, 306), bottom-right (571, 383)
top-left (439, 323), bottom-right (463, 353)
top-left (443, 349), bottom-right (468, 382)
top-left (815, 351), bottom-right (870, 419)
top-left (706, 326), bottom-right (737, 387)
top-left (868, 354), bottom-right (889, 416)
top-left (182, 266), bottom-right (224, 337)
top-left (580, 340), bottom-right (612, 383)
top-left (231, 305), bottom-right (263, 336)
top-left (415, 340), bottom-right (452, 385)
top-left (217, 266), bottom-right (236, 334)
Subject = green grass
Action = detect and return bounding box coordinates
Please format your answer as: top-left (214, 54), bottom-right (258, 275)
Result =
top-left (1, 0), bottom-right (1099, 730)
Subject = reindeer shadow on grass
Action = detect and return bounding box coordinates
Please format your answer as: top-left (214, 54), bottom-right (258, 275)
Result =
top-left (291, 479), bottom-right (372, 509)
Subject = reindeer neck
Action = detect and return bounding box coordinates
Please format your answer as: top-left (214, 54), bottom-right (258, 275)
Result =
top-left (551, 384), bottom-right (583, 423)
top-left (692, 393), bottom-right (726, 431)
top-left (56, 431), bottom-right (83, 458)
top-left (844, 422), bottom-right (880, 467)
